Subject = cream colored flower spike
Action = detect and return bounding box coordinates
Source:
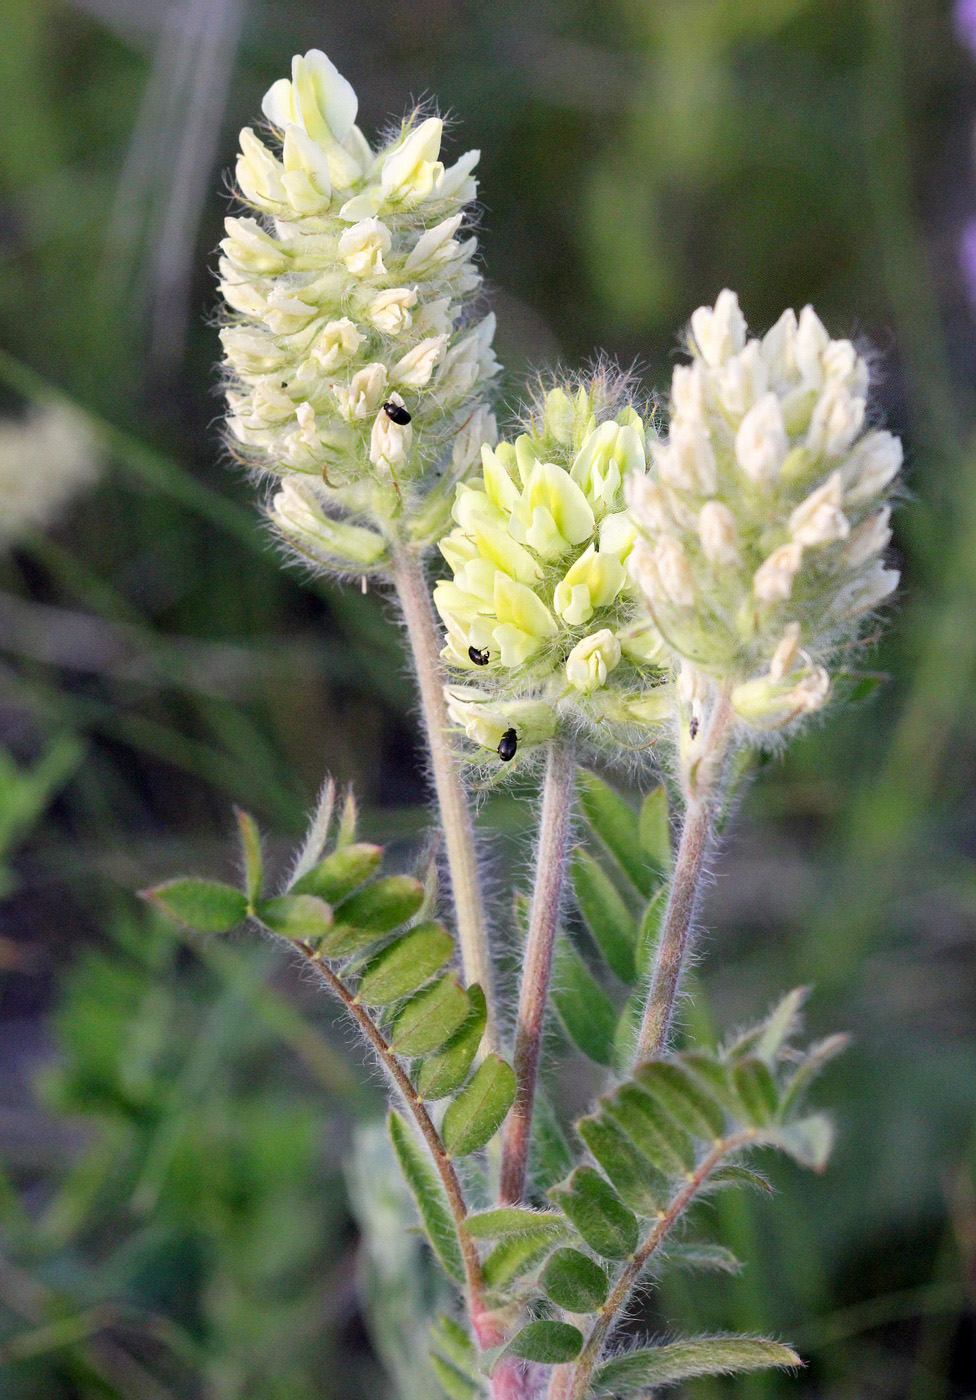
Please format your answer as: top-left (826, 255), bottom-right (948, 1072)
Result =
top-left (626, 291), bottom-right (901, 733)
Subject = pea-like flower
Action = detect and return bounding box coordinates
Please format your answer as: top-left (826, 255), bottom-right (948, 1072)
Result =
top-left (626, 290), bottom-right (901, 731)
top-left (434, 379), bottom-right (669, 760)
top-left (219, 48), bottom-right (499, 571)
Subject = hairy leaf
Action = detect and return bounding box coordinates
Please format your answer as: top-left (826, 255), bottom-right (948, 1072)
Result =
top-left (235, 808), bottom-right (263, 904)
top-left (388, 1111), bottom-right (464, 1283)
top-left (356, 922), bottom-right (453, 1006)
top-left (482, 1231), bottom-right (562, 1289)
top-left (389, 975), bottom-right (470, 1056)
top-left (552, 938), bottom-right (617, 1066)
top-left (144, 878), bottom-right (247, 933)
top-left (578, 771), bottom-right (653, 898)
top-left (323, 875), bottom-right (425, 955)
top-left (656, 1241), bottom-right (743, 1275)
top-left (571, 848), bottom-right (638, 984)
top-left (416, 986), bottom-right (486, 1101)
top-left (634, 1060), bottom-right (727, 1140)
top-left (577, 1113), bottom-right (670, 1216)
top-left (465, 1208), bottom-right (566, 1240)
top-left (255, 893), bottom-right (333, 942)
top-left (506, 1320), bottom-right (582, 1364)
top-left (542, 1247), bottom-right (609, 1312)
top-left (292, 841), bottom-right (382, 902)
top-left (431, 1354), bottom-right (482, 1400)
top-left (604, 1083), bottom-right (695, 1176)
top-left (442, 1055), bottom-right (516, 1157)
top-left (681, 1051), bottom-right (744, 1117)
top-left (753, 986), bottom-right (809, 1066)
top-left (732, 1058), bottom-right (779, 1126)
top-left (549, 1166), bottom-right (638, 1260)
top-left (764, 1114), bottom-right (834, 1172)
top-left (779, 1034), bottom-right (850, 1117)
top-left (594, 1336), bottom-right (801, 1391)
top-left (639, 786), bottom-right (671, 874)
top-left (635, 885), bottom-right (668, 979)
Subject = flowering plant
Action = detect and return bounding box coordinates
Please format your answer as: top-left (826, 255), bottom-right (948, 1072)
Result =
top-left (147, 47), bottom-right (902, 1400)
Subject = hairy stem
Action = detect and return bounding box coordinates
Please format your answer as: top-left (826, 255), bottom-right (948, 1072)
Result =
top-left (499, 735), bottom-right (576, 1206)
top-left (299, 948), bottom-right (492, 1333)
top-left (551, 1133), bottom-right (756, 1400)
top-left (391, 548), bottom-right (496, 1052)
top-left (634, 686), bottom-right (733, 1063)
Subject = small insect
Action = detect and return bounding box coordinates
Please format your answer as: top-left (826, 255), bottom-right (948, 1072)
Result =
top-left (468, 645), bottom-right (490, 666)
top-left (497, 728), bottom-right (518, 762)
top-left (689, 716), bottom-right (700, 740)
top-left (383, 400), bottom-right (412, 425)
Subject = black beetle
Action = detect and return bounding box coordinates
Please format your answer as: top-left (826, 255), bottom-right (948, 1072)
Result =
top-left (468, 645), bottom-right (490, 666)
top-left (497, 728), bottom-right (518, 762)
top-left (382, 400), bottom-right (412, 425)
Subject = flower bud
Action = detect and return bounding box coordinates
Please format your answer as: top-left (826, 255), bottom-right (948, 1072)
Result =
top-left (566, 629), bottom-right (622, 694)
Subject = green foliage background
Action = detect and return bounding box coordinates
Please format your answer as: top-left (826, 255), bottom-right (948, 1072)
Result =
top-left (1, 0), bottom-right (975, 1395)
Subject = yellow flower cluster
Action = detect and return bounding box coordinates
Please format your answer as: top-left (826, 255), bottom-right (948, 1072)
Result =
top-left (627, 291), bottom-right (901, 731)
top-left (218, 49), bottom-right (499, 572)
top-left (434, 383), bottom-right (669, 759)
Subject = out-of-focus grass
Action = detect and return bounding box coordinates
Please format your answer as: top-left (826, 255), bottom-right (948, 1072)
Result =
top-left (1, 0), bottom-right (975, 1396)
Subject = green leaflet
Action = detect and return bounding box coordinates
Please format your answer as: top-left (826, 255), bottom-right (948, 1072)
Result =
top-left (732, 1057), bottom-right (779, 1126)
top-left (530, 1091), bottom-right (575, 1194)
top-left (144, 878), bottom-right (247, 933)
top-left (430, 1317), bottom-right (476, 1370)
top-left (356, 922), bottom-right (453, 1006)
top-left (655, 1241), bottom-right (743, 1276)
top-left (571, 848), bottom-right (638, 984)
top-left (593, 1336), bottom-right (801, 1392)
top-left (552, 938), bottom-right (617, 1066)
top-left (549, 1166), bottom-right (638, 1260)
top-left (763, 1114), bottom-right (835, 1172)
top-left (442, 1055), bottom-right (516, 1158)
top-left (415, 985), bottom-right (486, 1101)
top-left (291, 841), bottom-right (382, 902)
top-left (753, 986), bottom-right (809, 1066)
top-left (431, 1354), bottom-right (482, 1400)
top-left (388, 1111), bottom-right (464, 1283)
top-left (464, 1208), bottom-right (566, 1239)
top-left (235, 808), bottom-right (263, 904)
top-left (603, 1083), bottom-right (695, 1176)
top-left (481, 1231), bottom-right (562, 1290)
top-left (638, 786), bottom-right (671, 875)
top-left (577, 1112), bottom-right (670, 1217)
top-left (577, 770), bottom-right (653, 898)
top-left (707, 1165), bottom-right (773, 1195)
top-left (322, 875), bottom-right (425, 956)
top-left (541, 1247), bottom-right (609, 1312)
top-left (779, 1034), bottom-right (850, 1118)
top-left (635, 885), bottom-right (668, 980)
top-left (634, 1059), bottom-right (727, 1140)
top-left (389, 975), bottom-right (470, 1056)
top-left (254, 893), bottom-right (333, 942)
top-left (506, 1320), bottom-right (583, 1364)
top-left (681, 1051), bottom-right (745, 1117)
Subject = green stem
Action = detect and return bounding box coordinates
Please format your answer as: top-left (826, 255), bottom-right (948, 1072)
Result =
top-left (499, 735), bottom-right (576, 1205)
top-left (391, 548), bottom-right (496, 1052)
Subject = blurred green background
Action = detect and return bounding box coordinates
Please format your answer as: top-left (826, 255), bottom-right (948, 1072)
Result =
top-left (1, 0), bottom-right (975, 1395)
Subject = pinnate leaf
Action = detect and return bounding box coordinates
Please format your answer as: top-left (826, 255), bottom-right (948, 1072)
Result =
top-left (416, 986), bottom-right (486, 1101)
top-left (594, 1336), bottom-right (801, 1392)
top-left (292, 841), bottom-right (382, 902)
top-left (356, 922), bottom-right (453, 1005)
top-left (549, 1166), bottom-right (638, 1260)
top-left (571, 848), bottom-right (638, 984)
top-left (390, 975), bottom-right (470, 1056)
top-left (442, 1055), bottom-right (516, 1157)
top-left (255, 893), bottom-right (332, 941)
top-left (542, 1247), bottom-right (609, 1312)
top-left (144, 878), bottom-right (247, 933)
top-left (388, 1111), bottom-right (464, 1283)
top-left (506, 1320), bottom-right (582, 1364)
top-left (552, 938), bottom-right (617, 1066)
top-left (578, 770), bottom-right (653, 897)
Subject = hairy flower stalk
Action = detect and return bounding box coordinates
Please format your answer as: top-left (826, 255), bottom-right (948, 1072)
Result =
top-left (629, 290), bottom-right (903, 1060)
top-left (218, 49), bottom-right (499, 1019)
